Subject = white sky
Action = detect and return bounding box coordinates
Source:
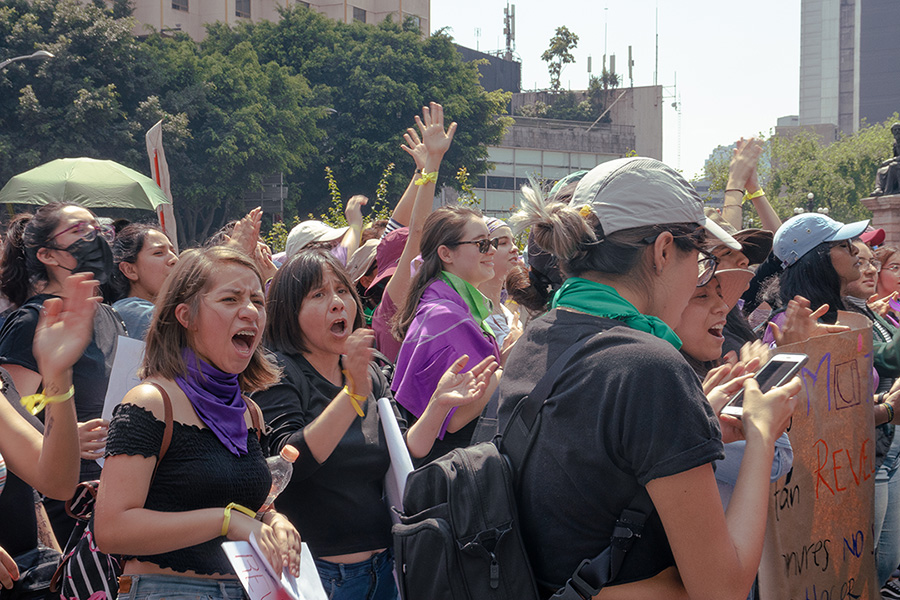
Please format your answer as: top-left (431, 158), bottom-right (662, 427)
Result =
top-left (431, 0), bottom-right (801, 181)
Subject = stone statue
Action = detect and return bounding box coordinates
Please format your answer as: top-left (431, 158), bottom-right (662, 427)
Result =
top-left (873, 123), bottom-right (900, 196)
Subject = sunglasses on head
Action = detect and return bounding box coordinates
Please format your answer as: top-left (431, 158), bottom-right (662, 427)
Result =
top-left (450, 238), bottom-right (500, 254)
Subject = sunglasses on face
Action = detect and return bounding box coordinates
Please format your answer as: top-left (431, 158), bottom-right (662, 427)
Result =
top-left (450, 238), bottom-right (500, 254)
top-left (48, 221), bottom-right (115, 245)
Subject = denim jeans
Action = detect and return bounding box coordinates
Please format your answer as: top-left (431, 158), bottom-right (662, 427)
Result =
top-left (314, 549), bottom-right (398, 600)
top-left (117, 574), bottom-right (247, 600)
top-left (875, 433), bottom-right (900, 586)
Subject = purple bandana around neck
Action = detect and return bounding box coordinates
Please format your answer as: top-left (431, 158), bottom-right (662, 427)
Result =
top-left (175, 348), bottom-right (248, 456)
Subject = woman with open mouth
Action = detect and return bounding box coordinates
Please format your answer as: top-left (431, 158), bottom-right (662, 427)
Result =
top-left (253, 249), bottom-right (495, 600)
top-left (94, 246), bottom-right (301, 599)
top-left (391, 206), bottom-right (504, 466)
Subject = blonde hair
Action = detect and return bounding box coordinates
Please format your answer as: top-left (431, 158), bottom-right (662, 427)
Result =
top-left (141, 246), bottom-right (280, 392)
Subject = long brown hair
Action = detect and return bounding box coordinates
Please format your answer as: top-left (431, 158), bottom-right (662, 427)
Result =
top-left (391, 205), bottom-right (483, 341)
top-left (141, 246), bottom-right (280, 393)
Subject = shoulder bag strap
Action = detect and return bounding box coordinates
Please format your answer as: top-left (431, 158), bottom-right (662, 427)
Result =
top-left (244, 396), bottom-right (264, 441)
top-left (144, 382), bottom-right (173, 484)
top-left (500, 334), bottom-right (594, 472)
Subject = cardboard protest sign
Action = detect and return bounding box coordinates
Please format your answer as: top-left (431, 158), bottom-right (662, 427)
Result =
top-left (758, 312), bottom-right (877, 600)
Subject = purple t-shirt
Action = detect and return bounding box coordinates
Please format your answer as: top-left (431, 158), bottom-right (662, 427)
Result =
top-left (392, 279), bottom-right (500, 438)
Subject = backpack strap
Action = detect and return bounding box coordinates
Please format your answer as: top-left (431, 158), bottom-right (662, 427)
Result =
top-left (497, 333), bottom-right (656, 599)
top-left (550, 491), bottom-right (654, 600)
top-left (143, 382), bottom-right (174, 484)
top-left (500, 334), bottom-right (593, 472)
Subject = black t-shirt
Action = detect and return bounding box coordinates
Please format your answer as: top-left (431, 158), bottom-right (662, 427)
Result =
top-left (0, 368), bottom-right (38, 557)
top-left (497, 309), bottom-right (725, 590)
top-left (252, 351), bottom-right (405, 558)
top-left (0, 294), bottom-right (124, 481)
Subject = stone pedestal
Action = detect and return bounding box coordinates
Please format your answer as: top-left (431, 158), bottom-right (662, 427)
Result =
top-left (861, 194), bottom-right (900, 246)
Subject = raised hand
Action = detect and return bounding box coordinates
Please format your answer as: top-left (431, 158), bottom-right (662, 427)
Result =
top-left (342, 329), bottom-right (375, 401)
top-left (416, 102), bottom-right (457, 158)
top-left (227, 207), bottom-right (263, 259)
top-left (401, 127), bottom-right (428, 170)
top-left (868, 291), bottom-right (899, 317)
top-left (768, 296), bottom-right (850, 346)
top-left (727, 137), bottom-right (764, 192)
top-left (344, 195), bottom-right (368, 229)
top-left (33, 272), bottom-right (100, 379)
top-left (432, 355), bottom-right (499, 411)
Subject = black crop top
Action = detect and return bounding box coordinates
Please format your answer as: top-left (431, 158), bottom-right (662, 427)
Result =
top-left (105, 403), bottom-right (270, 576)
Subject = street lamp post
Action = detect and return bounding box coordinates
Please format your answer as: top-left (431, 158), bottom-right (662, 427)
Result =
top-left (0, 50), bottom-right (54, 71)
top-left (793, 192), bottom-right (829, 215)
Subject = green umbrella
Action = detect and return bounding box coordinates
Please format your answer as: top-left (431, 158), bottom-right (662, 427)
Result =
top-left (0, 157), bottom-right (170, 211)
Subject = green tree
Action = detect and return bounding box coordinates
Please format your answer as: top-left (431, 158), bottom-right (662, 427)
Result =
top-left (203, 8), bottom-right (512, 219)
top-left (138, 35), bottom-right (321, 243)
top-left (0, 0), bottom-right (152, 178)
top-left (541, 26), bottom-right (578, 92)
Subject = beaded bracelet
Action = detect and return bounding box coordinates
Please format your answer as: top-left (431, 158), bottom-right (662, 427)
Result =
top-left (414, 171), bottom-right (439, 186)
top-left (886, 402), bottom-right (895, 425)
top-left (20, 385), bottom-right (74, 416)
top-left (221, 502), bottom-right (257, 537)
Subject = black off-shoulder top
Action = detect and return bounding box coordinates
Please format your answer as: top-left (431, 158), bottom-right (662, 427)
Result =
top-left (105, 402), bottom-right (271, 576)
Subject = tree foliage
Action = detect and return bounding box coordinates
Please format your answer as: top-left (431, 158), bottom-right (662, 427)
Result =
top-left (0, 1), bottom-right (511, 243)
top-left (699, 117), bottom-right (898, 225)
top-left (202, 7), bottom-right (512, 218)
top-left (541, 26), bottom-right (578, 92)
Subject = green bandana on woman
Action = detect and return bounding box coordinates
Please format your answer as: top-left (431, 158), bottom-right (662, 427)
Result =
top-left (551, 277), bottom-right (683, 349)
top-left (439, 271), bottom-right (496, 338)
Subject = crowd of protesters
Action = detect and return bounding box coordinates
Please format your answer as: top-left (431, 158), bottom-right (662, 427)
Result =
top-left (1, 102), bottom-right (899, 600)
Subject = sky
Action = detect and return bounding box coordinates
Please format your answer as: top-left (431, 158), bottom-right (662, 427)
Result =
top-left (431, 0), bottom-right (801, 181)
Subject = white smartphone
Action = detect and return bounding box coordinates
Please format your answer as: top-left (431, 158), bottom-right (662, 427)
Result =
top-left (720, 353), bottom-right (808, 417)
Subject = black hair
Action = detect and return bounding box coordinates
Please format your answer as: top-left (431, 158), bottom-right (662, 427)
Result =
top-left (0, 203), bottom-right (81, 307)
top-left (110, 223), bottom-right (165, 302)
top-left (777, 241), bottom-right (844, 324)
top-left (264, 249), bottom-right (364, 355)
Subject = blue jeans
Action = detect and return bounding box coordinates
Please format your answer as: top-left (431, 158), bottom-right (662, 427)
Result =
top-left (314, 549), bottom-right (398, 600)
top-left (117, 574), bottom-right (247, 600)
top-left (875, 433), bottom-right (900, 586)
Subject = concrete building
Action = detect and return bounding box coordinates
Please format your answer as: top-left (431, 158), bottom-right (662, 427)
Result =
top-left (455, 45), bottom-right (521, 94)
top-left (130, 0), bottom-right (429, 40)
top-left (799, 0), bottom-right (900, 134)
top-left (466, 86), bottom-right (662, 217)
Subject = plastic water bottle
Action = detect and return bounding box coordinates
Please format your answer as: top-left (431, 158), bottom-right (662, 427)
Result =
top-left (261, 444), bottom-right (298, 512)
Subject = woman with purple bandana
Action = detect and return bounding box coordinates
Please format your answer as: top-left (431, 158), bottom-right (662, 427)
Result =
top-left (392, 206), bottom-right (504, 465)
top-left (94, 246), bottom-right (301, 598)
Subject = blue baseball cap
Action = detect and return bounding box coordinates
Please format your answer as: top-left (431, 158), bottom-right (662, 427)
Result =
top-left (773, 213), bottom-right (869, 267)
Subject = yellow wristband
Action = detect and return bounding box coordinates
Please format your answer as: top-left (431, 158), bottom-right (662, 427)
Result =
top-left (221, 502), bottom-right (257, 537)
top-left (342, 386), bottom-right (366, 417)
top-left (744, 188), bottom-right (765, 201)
top-left (414, 171), bottom-right (438, 186)
top-left (20, 385), bottom-right (74, 416)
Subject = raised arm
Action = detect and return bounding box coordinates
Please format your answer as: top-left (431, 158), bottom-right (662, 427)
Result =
top-left (383, 103), bottom-right (457, 306)
top-left (390, 128), bottom-right (429, 228)
top-left (724, 138), bottom-right (782, 233)
top-left (0, 273), bottom-right (97, 499)
top-left (339, 195), bottom-right (368, 259)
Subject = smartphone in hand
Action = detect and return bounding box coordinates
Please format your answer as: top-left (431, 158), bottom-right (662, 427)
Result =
top-left (721, 353), bottom-right (808, 417)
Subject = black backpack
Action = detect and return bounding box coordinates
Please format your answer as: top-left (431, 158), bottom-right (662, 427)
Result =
top-left (392, 336), bottom-right (655, 600)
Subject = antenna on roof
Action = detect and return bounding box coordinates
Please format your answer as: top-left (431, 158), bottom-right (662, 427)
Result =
top-left (503, 3), bottom-right (516, 61)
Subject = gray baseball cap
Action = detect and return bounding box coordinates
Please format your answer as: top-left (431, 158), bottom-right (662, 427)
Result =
top-left (569, 157), bottom-right (740, 250)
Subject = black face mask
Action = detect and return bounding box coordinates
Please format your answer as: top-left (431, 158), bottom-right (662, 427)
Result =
top-left (59, 236), bottom-right (115, 285)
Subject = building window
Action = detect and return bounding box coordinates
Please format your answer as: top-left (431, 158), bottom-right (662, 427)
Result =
top-left (172, 0), bottom-right (188, 11)
top-left (235, 0), bottom-right (250, 18)
top-left (352, 6), bottom-right (366, 22)
top-left (296, 0), bottom-right (310, 6)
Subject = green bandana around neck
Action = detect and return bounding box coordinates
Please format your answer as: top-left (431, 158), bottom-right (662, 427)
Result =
top-left (439, 271), bottom-right (496, 338)
top-left (551, 277), bottom-right (683, 349)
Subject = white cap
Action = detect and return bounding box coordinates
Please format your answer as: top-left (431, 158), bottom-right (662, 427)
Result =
top-left (285, 220), bottom-right (349, 258)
